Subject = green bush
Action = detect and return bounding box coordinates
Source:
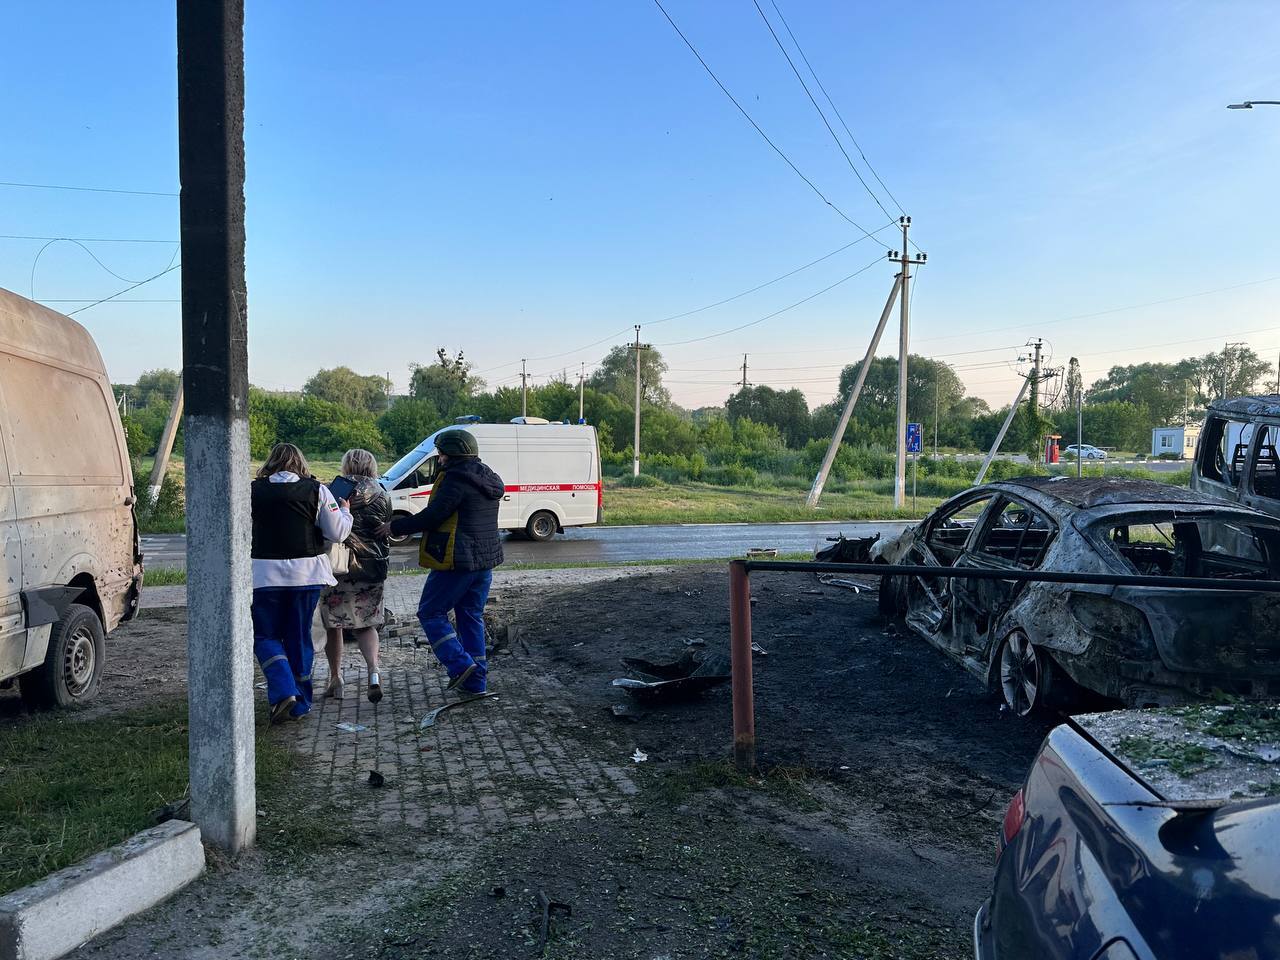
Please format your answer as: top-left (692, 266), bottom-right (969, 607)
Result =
top-left (614, 473), bottom-right (663, 488)
top-left (703, 463), bottom-right (758, 486)
top-left (136, 471), bottom-right (185, 533)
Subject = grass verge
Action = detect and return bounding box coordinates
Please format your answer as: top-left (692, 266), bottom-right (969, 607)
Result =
top-left (0, 699), bottom-right (300, 896)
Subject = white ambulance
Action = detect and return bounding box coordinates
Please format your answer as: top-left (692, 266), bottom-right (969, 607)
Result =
top-left (380, 418), bottom-right (602, 543)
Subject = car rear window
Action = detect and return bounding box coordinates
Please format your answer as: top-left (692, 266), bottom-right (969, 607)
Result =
top-left (1099, 515), bottom-right (1280, 580)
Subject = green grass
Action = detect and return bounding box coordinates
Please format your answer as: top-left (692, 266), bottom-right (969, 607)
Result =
top-left (0, 699), bottom-right (300, 896)
top-left (143, 567), bottom-right (187, 586)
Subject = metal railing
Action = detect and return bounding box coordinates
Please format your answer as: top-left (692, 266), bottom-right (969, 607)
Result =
top-left (727, 558), bottom-right (1280, 770)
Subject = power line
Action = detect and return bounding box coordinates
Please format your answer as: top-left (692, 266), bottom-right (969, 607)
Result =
top-left (66, 261), bottom-right (182, 316)
top-left (651, 0), bottom-right (887, 245)
top-left (654, 253), bottom-right (886, 347)
top-left (767, 0), bottom-right (906, 218)
top-left (0, 233), bottom-right (179, 243)
top-left (648, 225), bottom-right (892, 327)
top-left (42, 299), bottom-right (179, 304)
top-left (751, 0), bottom-right (893, 223)
top-left (0, 180), bottom-right (177, 198)
top-left (30, 237), bottom-right (180, 298)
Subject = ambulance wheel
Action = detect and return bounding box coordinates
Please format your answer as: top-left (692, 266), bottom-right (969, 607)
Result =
top-left (20, 604), bottom-right (105, 710)
top-left (526, 511), bottom-right (558, 542)
top-left (388, 513), bottom-right (415, 547)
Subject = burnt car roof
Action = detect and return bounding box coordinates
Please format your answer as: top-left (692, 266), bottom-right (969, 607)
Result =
top-left (1206, 394), bottom-right (1280, 419)
top-left (997, 476), bottom-right (1215, 509)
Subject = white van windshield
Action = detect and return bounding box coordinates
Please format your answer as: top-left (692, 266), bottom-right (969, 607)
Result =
top-left (383, 438), bottom-right (436, 484)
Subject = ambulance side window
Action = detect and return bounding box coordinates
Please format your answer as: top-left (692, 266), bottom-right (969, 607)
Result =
top-left (394, 457), bottom-right (437, 490)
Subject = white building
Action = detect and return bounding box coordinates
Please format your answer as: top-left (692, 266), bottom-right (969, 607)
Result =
top-left (1151, 424), bottom-right (1200, 459)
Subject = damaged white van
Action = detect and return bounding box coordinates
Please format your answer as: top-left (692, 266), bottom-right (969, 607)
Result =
top-left (381, 419), bottom-right (602, 542)
top-left (0, 289), bottom-right (142, 708)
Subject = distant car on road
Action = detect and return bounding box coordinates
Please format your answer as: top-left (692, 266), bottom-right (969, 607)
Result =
top-left (874, 477), bottom-right (1280, 717)
top-left (975, 707), bottom-right (1280, 959)
top-left (1064, 443), bottom-right (1107, 460)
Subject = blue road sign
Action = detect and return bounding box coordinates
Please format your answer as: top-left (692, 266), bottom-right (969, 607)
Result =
top-left (906, 422), bottom-right (922, 454)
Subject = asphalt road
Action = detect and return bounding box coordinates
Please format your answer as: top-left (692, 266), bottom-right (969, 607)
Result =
top-left (141, 520), bottom-right (913, 571)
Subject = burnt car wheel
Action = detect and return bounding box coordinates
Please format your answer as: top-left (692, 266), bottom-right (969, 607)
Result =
top-left (998, 631), bottom-right (1055, 718)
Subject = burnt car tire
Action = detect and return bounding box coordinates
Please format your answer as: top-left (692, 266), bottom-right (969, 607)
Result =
top-left (19, 603), bottom-right (106, 710)
top-left (877, 573), bottom-right (906, 619)
top-left (997, 630), bottom-right (1058, 719)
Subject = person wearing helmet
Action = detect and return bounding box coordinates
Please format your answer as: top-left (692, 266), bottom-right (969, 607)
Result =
top-left (378, 429), bottom-right (504, 693)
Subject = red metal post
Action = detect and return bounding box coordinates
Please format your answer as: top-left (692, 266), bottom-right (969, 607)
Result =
top-left (728, 559), bottom-right (756, 770)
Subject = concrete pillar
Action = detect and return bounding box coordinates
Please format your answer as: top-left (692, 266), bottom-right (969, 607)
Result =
top-left (177, 0), bottom-right (255, 852)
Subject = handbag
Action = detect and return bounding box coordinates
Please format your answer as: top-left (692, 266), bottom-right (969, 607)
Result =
top-left (326, 540), bottom-right (351, 577)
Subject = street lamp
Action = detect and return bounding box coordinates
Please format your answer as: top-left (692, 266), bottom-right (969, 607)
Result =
top-left (1227, 101), bottom-right (1280, 109)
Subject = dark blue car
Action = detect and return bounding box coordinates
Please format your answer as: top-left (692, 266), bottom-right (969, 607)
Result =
top-left (975, 708), bottom-right (1280, 959)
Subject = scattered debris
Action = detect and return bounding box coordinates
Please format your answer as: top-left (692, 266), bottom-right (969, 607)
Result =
top-left (631, 748), bottom-right (649, 763)
top-left (746, 547), bottom-right (778, 559)
top-left (683, 637), bottom-right (706, 647)
top-left (609, 703), bottom-right (642, 723)
top-left (419, 693), bottom-right (500, 729)
top-left (490, 885), bottom-right (506, 899)
top-left (817, 575), bottom-right (874, 593)
top-left (335, 721), bottom-right (367, 733)
top-left (815, 533), bottom-right (881, 564)
top-left (750, 642), bottom-right (767, 656)
top-left (537, 889), bottom-right (572, 954)
top-left (150, 796), bottom-right (191, 825)
top-left (612, 650), bottom-right (731, 703)
top-left (367, 770), bottom-right (385, 788)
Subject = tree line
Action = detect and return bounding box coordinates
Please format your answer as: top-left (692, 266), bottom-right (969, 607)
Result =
top-left (115, 342), bottom-right (1275, 474)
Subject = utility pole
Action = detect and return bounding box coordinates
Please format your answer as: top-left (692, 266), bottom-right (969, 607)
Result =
top-left (1029, 337), bottom-right (1044, 464)
top-left (740, 354), bottom-right (749, 390)
top-left (578, 361), bottom-right (585, 423)
top-left (520, 359), bottom-right (528, 419)
top-left (177, 0), bottom-right (255, 853)
top-left (932, 379), bottom-right (939, 459)
top-left (1076, 390), bottom-right (1084, 479)
top-left (1223, 341), bottom-right (1246, 399)
top-left (148, 381), bottom-right (185, 501)
top-left (892, 217), bottom-right (927, 508)
top-left (977, 373), bottom-right (1034, 484)
top-left (806, 275), bottom-right (903, 507)
top-left (633, 326), bottom-right (646, 477)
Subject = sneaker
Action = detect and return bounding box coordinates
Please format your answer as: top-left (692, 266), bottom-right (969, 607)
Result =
top-left (270, 696), bottom-right (298, 725)
top-left (325, 677), bottom-right (345, 700)
top-left (368, 671), bottom-right (383, 704)
top-left (446, 662), bottom-right (478, 691)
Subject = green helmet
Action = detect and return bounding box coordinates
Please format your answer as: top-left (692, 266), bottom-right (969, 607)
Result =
top-left (435, 429), bottom-right (479, 457)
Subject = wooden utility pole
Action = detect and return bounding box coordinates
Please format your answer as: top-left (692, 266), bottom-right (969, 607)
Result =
top-left (177, 0), bottom-right (256, 853)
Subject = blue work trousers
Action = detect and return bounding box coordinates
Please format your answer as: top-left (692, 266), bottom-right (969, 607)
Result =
top-left (251, 586), bottom-right (322, 717)
top-left (417, 569), bottom-right (492, 693)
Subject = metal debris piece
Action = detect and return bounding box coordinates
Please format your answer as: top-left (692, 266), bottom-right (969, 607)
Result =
top-left (746, 547), bottom-right (778, 558)
top-left (750, 642), bottom-right (767, 656)
top-left (537, 889), bottom-right (572, 954)
top-left (611, 650), bottom-right (731, 704)
top-left (418, 692), bottom-right (499, 729)
top-left (631, 748), bottom-right (649, 763)
top-left (815, 533), bottom-right (881, 564)
top-left (367, 770), bottom-right (385, 788)
top-left (684, 637), bottom-right (707, 647)
top-left (610, 703), bottom-right (642, 723)
top-left (818, 575), bottom-right (876, 592)
top-left (335, 722), bottom-right (367, 733)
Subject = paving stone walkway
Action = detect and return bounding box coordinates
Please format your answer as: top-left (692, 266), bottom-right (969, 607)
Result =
top-left (295, 572), bottom-right (642, 834)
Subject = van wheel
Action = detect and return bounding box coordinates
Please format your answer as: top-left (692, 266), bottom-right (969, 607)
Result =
top-left (526, 511), bottom-right (558, 542)
top-left (387, 513), bottom-right (415, 547)
top-left (19, 604), bottom-right (106, 710)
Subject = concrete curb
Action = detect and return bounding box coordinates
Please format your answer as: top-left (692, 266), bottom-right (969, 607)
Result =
top-left (0, 820), bottom-right (204, 960)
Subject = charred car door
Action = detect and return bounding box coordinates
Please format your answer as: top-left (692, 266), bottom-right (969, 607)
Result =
top-left (950, 497), bottom-right (1057, 659)
top-left (905, 493), bottom-right (997, 651)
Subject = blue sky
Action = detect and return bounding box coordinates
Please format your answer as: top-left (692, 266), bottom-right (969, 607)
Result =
top-left (3, 1), bottom-right (1280, 410)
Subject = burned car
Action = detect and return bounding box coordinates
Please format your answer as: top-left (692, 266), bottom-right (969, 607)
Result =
top-left (874, 477), bottom-right (1280, 717)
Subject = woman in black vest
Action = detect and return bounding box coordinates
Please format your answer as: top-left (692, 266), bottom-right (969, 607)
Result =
top-left (251, 443), bottom-right (352, 724)
top-left (320, 448), bottom-right (391, 702)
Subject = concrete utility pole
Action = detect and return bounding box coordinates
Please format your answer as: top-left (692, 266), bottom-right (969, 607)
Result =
top-left (976, 373), bottom-right (1033, 485)
top-left (177, 0), bottom-right (255, 852)
top-left (578, 361), bottom-right (585, 423)
top-left (932, 379), bottom-right (939, 459)
top-left (632, 326), bottom-right (646, 477)
top-left (740, 354), bottom-right (749, 390)
top-left (1223, 341), bottom-right (1246, 400)
top-left (806, 275), bottom-right (902, 507)
top-left (520, 359), bottom-right (528, 419)
top-left (147, 381), bottom-right (184, 501)
top-left (1077, 391), bottom-right (1084, 479)
top-left (891, 217), bottom-right (927, 508)
top-left (1029, 337), bottom-right (1044, 464)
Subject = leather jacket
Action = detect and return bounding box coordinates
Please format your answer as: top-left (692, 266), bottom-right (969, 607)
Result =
top-left (342, 475), bottom-right (391, 582)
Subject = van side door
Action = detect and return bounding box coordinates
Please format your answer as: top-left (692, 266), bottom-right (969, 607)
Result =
top-left (0, 432), bottom-right (26, 681)
top-left (517, 430), bottom-right (595, 528)
top-left (476, 428), bottom-right (520, 529)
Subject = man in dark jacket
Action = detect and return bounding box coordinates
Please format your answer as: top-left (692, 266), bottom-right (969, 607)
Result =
top-left (379, 429), bottom-right (504, 694)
